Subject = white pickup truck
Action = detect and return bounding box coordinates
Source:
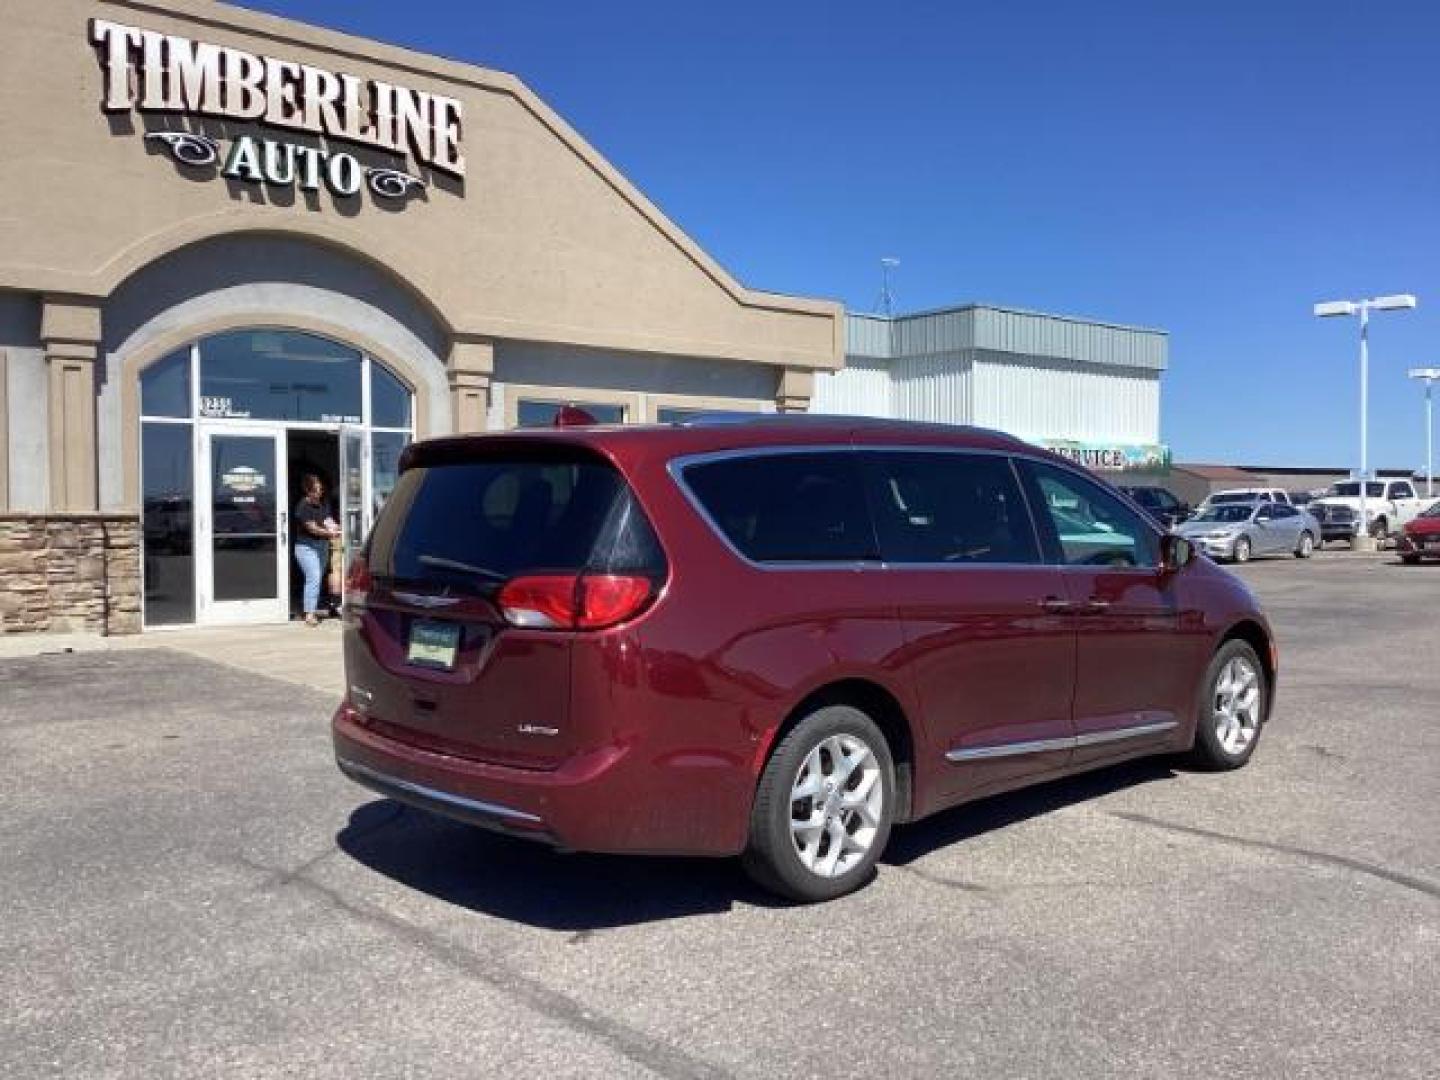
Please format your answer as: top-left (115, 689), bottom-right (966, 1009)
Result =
top-left (1307, 479), bottom-right (1431, 545)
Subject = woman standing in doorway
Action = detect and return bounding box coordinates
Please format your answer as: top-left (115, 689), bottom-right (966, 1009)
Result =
top-left (293, 474), bottom-right (340, 627)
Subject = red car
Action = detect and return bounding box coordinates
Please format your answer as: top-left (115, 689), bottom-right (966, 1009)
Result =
top-left (333, 418), bottom-right (1276, 901)
top-left (1398, 501), bottom-right (1440, 563)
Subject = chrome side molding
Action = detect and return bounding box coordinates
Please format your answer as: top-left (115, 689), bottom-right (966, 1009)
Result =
top-left (1073, 720), bottom-right (1178, 747)
top-left (946, 720), bottom-right (1178, 762)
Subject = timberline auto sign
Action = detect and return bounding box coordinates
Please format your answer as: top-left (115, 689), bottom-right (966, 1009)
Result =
top-left (90, 19), bottom-right (465, 203)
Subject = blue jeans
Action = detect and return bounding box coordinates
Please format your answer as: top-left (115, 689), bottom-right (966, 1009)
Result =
top-left (294, 543), bottom-right (326, 615)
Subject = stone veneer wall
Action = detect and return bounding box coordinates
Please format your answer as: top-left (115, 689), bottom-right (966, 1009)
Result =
top-left (0, 514), bottom-right (142, 635)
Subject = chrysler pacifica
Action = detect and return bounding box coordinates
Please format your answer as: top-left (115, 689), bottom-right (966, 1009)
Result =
top-left (333, 417), bottom-right (1275, 901)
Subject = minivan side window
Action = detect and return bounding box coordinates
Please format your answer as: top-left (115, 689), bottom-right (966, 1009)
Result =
top-left (1019, 460), bottom-right (1160, 569)
top-left (681, 452), bottom-right (876, 563)
top-left (862, 451), bottom-right (1039, 564)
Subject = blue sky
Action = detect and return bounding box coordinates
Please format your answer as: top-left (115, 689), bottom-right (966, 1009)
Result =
top-left (237, 0), bottom-right (1438, 470)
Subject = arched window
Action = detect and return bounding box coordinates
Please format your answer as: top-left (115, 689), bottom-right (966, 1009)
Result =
top-left (139, 329), bottom-right (416, 627)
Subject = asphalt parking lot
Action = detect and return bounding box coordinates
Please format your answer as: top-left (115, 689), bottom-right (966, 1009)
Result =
top-left (3, 553), bottom-right (1437, 1079)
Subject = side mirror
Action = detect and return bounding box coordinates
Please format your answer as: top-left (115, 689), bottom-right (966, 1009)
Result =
top-left (1161, 533), bottom-right (1195, 573)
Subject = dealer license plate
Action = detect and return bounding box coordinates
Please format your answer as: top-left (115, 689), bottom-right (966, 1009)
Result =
top-left (406, 619), bottom-right (461, 670)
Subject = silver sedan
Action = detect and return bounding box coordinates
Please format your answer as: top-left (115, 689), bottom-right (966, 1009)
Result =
top-left (1176, 500), bottom-right (1320, 563)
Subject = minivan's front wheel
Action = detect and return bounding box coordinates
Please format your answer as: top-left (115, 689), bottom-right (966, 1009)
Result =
top-left (1190, 640), bottom-right (1267, 771)
top-left (743, 706), bottom-right (895, 903)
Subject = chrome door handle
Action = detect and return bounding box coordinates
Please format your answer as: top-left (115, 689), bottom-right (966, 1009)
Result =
top-left (1039, 596), bottom-right (1074, 613)
top-left (1079, 599), bottom-right (1111, 614)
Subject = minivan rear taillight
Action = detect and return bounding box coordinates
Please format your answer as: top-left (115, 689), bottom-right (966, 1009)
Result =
top-left (497, 573), bottom-right (654, 630)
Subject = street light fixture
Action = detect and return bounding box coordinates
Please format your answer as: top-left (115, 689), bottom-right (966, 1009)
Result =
top-left (1409, 367), bottom-right (1440, 497)
top-left (1314, 293), bottom-right (1418, 549)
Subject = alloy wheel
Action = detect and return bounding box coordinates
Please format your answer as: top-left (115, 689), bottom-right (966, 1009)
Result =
top-left (789, 734), bottom-right (884, 879)
top-left (1213, 656), bottom-right (1261, 755)
top-left (1234, 537), bottom-right (1251, 563)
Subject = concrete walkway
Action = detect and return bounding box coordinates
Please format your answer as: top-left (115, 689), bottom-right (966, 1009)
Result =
top-left (0, 619), bottom-right (345, 696)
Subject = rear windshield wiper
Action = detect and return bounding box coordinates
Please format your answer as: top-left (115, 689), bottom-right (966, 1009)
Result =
top-left (417, 554), bottom-right (510, 583)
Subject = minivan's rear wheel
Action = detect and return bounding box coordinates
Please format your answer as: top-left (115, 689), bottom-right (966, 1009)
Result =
top-left (743, 705), bottom-right (894, 903)
top-left (1190, 640), bottom-right (1267, 771)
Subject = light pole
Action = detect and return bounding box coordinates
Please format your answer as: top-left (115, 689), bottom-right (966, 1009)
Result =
top-left (1410, 367), bottom-right (1439, 497)
top-left (1314, 294), bottom-right (1417, 549)
top-left (878, 257), bottom-right (900, 317)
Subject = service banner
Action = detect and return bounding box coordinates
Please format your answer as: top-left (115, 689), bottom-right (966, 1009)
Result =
top-left (1040, 441), bottom-right (1172, 474)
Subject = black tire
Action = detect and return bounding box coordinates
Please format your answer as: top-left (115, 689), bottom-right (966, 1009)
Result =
top-left (1189, 639), bottom-right (1268, 771)
top-left (1294, 531), bottom-right (1315, 559)
top-left (1232, 536), bottom-right (1252, 563)
top-left (1401, 554), bottom-right (1421, 565)
top-left (742, 705), bottom-right (895, 903)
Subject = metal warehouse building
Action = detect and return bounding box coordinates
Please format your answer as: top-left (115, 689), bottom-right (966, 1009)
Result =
top-left (813, 305), bottom-right (1170, 472)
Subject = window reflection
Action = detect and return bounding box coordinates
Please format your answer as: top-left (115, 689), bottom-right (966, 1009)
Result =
top-left (517, 399), bottom-right (625, 428)
top-left (371, 431), bottom-right (411, 516)
top-left (141, 349), bottom-right (191, 418)
top-left (142, 423), bottom-right (194, 625)
top-left (199, 330), bottom-right (362, 423)
top-left (371, 363), bottom-right (413, 429)
top-left (656, 407), bottom-right (755, 424)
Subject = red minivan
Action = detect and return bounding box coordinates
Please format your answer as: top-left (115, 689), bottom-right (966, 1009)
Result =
top-left (333, 418), bottom-right (1275, 901)
top-left (1398, 500), bottom-right (1440, 563)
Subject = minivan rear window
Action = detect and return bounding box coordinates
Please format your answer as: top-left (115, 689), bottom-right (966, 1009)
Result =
top-left (682, 452), bottom-right (875, 562)
top-left (368, 454), bottom-right (662, 590)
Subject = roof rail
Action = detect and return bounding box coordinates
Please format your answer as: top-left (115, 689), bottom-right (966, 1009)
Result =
top-left (671, 412), bottom-right (1020, 442)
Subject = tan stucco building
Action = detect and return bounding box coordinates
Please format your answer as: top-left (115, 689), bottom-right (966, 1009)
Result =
top-left (0, 0), bottom-right (842, 634)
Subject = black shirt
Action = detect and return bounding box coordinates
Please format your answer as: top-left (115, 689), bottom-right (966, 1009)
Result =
top-left (294, 498), bottom-right (330, 552)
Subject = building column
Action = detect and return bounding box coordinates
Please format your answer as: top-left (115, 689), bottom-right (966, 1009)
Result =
top-left (448, 338), bottom-right (494, 434)
top-left (41, 296), bottom-right (102, 512)
top-left (776, 367), bottom-right (814, 413)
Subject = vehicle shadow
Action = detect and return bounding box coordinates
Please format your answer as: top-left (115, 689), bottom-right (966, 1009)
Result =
top-left (337, 758), bottom-right (1177, 930)
top-left (336, 799), bottom-right (775, 930)
top-left (883, 758), bottom-right (1176, 866)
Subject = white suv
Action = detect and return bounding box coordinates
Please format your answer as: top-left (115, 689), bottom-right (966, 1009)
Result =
top-left (1198, 488), bottom-right (1292, 510)
top-left (1308, 479), bottom-right (1429, 544)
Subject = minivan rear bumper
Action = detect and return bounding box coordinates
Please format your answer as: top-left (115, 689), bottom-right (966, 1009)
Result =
top-left (332, 703), bottom-right (752, 856)
top-left (335, 754), bottom-right (556, 842)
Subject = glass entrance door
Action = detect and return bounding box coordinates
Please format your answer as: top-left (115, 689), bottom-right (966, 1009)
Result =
top-left (197, 424), bottom-right (289, 625)
top-left (338, 425), bottom-right (368, 598)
